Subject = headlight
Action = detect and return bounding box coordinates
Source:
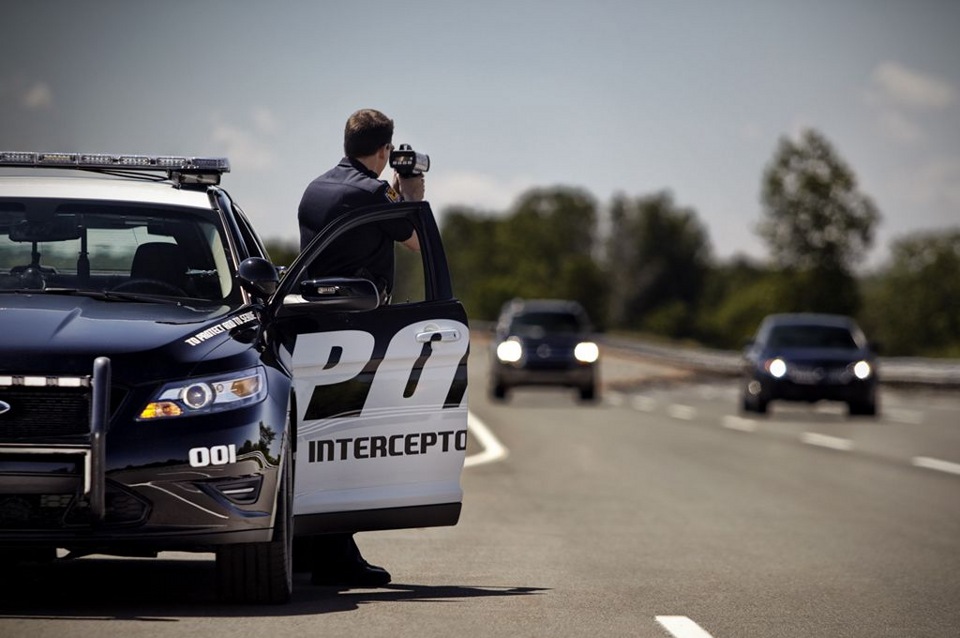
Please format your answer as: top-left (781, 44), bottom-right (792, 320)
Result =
top-left (574, 341), bottom-right (599, 363)
top-left (853, 360), bottom-right (872, 380)
top-left (765, 358), bottom-right (787, 378)
top-left (496, 338), bottom-right (523, 363)
top-left (138, 367), bottom-right (267, 420)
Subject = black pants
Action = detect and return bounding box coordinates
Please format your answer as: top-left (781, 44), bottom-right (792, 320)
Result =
top-left (310, 532), bottom-right (363, 568)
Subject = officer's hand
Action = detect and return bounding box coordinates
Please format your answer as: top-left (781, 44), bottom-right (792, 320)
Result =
top-left (395, 173), bottom-right (425, 202)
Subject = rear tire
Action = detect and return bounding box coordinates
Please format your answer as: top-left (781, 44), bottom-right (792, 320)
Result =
top-left (216, 451), bottom-right (293, 604)
top-left (491, 381), bottom-right (507, 401)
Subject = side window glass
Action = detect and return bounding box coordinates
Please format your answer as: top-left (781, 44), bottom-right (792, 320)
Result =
top-left (392, 246), bottom-right (426, 304)
top-left (297, 216), bottom-right (428, 306)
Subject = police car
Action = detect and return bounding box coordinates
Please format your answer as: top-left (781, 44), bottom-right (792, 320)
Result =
top-left (0, 152), bottom-right (469, 603)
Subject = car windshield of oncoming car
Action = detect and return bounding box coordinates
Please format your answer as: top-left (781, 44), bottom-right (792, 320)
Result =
top-left (0, 198), bottom-right (236, 302)
top-left (510, 311), bottom-right (584, 336)
top-left (766, 325), bottom-right (860, 350)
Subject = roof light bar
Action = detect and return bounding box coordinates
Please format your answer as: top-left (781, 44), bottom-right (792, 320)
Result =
top-left (0, 151), bottom-right (230, 175)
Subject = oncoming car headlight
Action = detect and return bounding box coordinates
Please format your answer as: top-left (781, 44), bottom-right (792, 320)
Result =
top-left (496, 338), bottom-right (523, 363)
top-left (574, 341), bottom-right (599, 363)
top-left (853, 360), bottom-right (872, 380)
top-left (765, 358), bottom-right (787, 379)
top-left (139, 367), bottom-right (267, 420)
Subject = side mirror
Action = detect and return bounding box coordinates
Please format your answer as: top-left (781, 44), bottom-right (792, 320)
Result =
top-left (281, 276), bottom-right (380, 313)
top-left (238, 257), bottom-right (280, 298)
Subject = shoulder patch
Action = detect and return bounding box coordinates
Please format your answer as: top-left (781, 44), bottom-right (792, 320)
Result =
top-left (385, 185), bottom-right (401, 203)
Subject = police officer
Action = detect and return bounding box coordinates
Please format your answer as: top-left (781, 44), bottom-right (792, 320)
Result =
top-left (296, 108), bottom-right (424, 587)
top-left (298, 108), bottom-right (423, 302)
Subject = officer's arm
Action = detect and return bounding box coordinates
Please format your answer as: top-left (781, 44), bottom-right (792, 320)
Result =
top-left (401, 230), bottom-right (420, 252)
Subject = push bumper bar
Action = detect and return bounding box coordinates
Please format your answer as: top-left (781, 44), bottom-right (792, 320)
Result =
top-left (0, 357), bottom-right (110, 521)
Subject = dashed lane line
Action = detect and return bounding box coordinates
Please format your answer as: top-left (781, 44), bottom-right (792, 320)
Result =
top-left (667, 404), bottom-right (697, 420)
top-left (632, 396), bottom-right (657, 412)
top-left (800, 432), bottom-right (853, 451)
top-left (912, 456), bottom-right (960, 476)
top-left (656, 616), bottom-right (716, 638)
top-left (722, 415), bottom-right (757, 432)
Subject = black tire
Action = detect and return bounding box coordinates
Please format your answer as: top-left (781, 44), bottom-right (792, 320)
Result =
top-left (742, 392), bottom-right (768, 414)
top-left (216, 451), bottom-right (293, 604)
top-left (579, 385), bottom-right (597, 402)
top-left (491, 381), bottom-right (507, 401)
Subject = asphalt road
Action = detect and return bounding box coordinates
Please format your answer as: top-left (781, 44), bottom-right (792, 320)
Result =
top-left (2, 345), bottom-right (958, 637)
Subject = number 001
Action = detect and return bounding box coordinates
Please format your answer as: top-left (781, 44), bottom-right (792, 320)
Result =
top-left (189, 444), bottom-right (238, 467)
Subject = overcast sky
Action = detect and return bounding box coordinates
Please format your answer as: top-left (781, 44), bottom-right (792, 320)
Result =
top-left (3, 1), bottom-right (958, 270)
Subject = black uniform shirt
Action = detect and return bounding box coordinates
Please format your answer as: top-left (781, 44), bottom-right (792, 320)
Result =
top-left (297, 157), bottom-right (413, 292)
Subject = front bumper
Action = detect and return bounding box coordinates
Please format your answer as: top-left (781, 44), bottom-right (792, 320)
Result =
top-left (0, 357), bottom-right (285, 552)
top-left (754, 374), bottom-right (876, 404)
top-left (494, 361), bottom-right (596, 388)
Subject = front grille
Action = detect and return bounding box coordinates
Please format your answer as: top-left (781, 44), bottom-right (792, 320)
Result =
top-left (786, 363), bottom-right (850, 384)
top-left (524, 342), bottom-right (577, 370)
top-left (0, 383), bottom-right (128, 442)
top-left (0, 387), bottom-right (90, 439)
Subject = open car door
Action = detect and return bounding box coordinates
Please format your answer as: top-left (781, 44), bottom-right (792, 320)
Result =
top-left (266, 202), bottom-right (469, 535)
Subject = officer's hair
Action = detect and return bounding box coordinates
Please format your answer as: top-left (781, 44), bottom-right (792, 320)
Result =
top-left (344, 109), bottom-right (394, 158)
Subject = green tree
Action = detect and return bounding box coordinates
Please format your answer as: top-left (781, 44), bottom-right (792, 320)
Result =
top-left (263, 238), bottom-right (300, 268)
top-left (759, 129), bottom-right (880, 272)
top-left (860, 230), bottom-right (960, 356)
top-left (757, 129), bottom-right (879, 315)
top-left (605, 191), bottom-right (711, 338)
top-left (440, 207), bottom-right (505, 319)
top-left (498, 187), bottom-right (606, 321)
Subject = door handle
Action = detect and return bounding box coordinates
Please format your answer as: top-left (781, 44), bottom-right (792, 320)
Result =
top-left (416, 327), bottom-right (461, 343)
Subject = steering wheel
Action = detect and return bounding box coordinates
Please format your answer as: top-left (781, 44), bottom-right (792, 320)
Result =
top-left (111, 278), bottom-right (187, 296)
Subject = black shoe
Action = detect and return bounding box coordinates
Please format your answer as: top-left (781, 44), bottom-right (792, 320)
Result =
top-left (311, 559), bottom-right (392, 587)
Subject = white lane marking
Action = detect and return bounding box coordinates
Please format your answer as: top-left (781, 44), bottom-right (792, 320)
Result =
top-left (464, 412), bottom-right (508, 468)
top-left (912, 456), bottom-right (960, 476)
top-left (605, 392), bottom-right (625, 407)
top-left (632, 396), bottom-right (657, 412)
top-left (722, 415), bottom-right (757, 432)
top-left (800, 432), bottom-right (853, 451)
top-left (656, 615), bottom-right (716, 638)
top-left (886, 408), bottom-right (923, 425)
top-left (667, 404), bottom-right (696, 420)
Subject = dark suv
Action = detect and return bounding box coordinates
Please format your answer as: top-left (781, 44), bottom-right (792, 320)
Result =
top-left (740, 313), bottom-right (879, 416)
top-left (0, 151), bottom-right (469, 603)
top-left (489, 298), bottom-right (599, 401)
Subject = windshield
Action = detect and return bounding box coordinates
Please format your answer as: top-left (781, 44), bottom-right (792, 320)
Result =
top-left (510, 311), bottom-right (586, 336)
top-left (0, 198), bottom-right (238, 303)
top-left (766, 324), bottom-right (860, 350)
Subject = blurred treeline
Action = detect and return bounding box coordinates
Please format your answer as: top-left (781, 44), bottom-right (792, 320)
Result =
top-left (265, 129), bottom-right (960, 358)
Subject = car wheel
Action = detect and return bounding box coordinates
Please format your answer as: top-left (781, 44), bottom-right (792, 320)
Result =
top-left (848, 400), bottom-right (878, 417)
top-left (216, 449), bottom-right (294, 604)
top-left (741, 392), bottom-right (768, 414)
top-left (491, 380), bottom-right (508, 400)
top-left (579, 384), bottom-right (597, 402)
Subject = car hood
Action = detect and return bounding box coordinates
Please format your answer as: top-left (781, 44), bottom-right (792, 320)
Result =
top-left (0, 293), bottom-right (258, 376)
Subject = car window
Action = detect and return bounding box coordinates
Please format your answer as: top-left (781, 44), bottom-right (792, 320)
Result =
top-left (766, 325), bottom-right (859, 349)
top-left (0, 198), bottom-right (238, 302)
top-left (509, 311), bottom-right (584, 335)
